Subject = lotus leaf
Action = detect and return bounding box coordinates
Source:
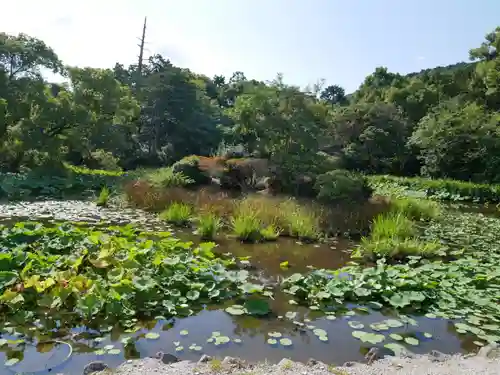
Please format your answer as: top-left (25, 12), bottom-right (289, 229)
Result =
top-left (404, 337), bottom-right (419, 346)
top-left (145, 332), bottom-right (160, 340)
top-left (279, 338), bottom-right (293, 346)
top-left (348, 321), bottom-right (364, 329)
top-left (225, 305), bottom-right (245, 316)
top-left (267, 338), bottom-right (277, 345)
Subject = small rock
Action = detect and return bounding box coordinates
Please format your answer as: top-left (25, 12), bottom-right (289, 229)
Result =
top-left (342, 361), bottom-right (358, 367)
top-left (154, 351), bottom-right (179, 364)
top-left (478, 342), bottom-right (499, 358)
top-left (429, 350), bottom-right (448, 362)
top-left (198, 354), bottom-right (212, 364)
top-left (306, 358), bottom-right (318, 366)
top-left (365, 347), bottom-right (380, 364)
top-left (83, 361), bottom-right (109, 375)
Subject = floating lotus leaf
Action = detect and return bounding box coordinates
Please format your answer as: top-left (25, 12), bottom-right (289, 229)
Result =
top-left (145, 332), bottom-right (160, 340)
top-left (348, 321), bottom-right (364, 329)
top-left (180, 330), bottom-right (189, 336)
top-left (267, 338), bottom-right (277, 345)
top-left (279, 338), bottom-right (293, 346)
top-left (404, 337), bottom-right (419, 346)
top-left (268, 331), bottom-right (282, 338)
top-left (385, 319), bottom-right (403, 328)
top-left (225, 305), bottom-right (245, 316)
top-left (389, 333), bottom-right (403, 341)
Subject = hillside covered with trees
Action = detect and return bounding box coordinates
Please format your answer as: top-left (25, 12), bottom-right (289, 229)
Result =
top-left (1, 26), bottom-right (499, 183)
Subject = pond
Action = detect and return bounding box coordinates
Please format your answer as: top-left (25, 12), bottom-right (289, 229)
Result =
top-left (0, 201), bottom-right (484, 375)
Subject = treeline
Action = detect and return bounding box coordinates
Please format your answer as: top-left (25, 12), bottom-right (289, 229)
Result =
top-left (0, 26), bottom-right (499, 183)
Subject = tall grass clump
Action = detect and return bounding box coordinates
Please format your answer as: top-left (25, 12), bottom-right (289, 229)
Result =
top-left (95, 186), bottom-right (110, 207)
top-left (279, 199), bottom-right (321, 241)
top-left (370, 213), bottom-right (417, 240)
top-left (160, 202), bottom-right (193, 226)
top-left (196, 213), bottom-right (222, 240)
top-left (389, 197), bottom-right (440, 221)
top-left (231, 212), bottom-right (263, 242)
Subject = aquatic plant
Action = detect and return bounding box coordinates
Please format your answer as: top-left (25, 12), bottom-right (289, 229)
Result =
top-left (0, 221), bottom-right (264, 330)
top-left (389, 197), bottom-right (441, 221)
top-left (260, 224), bottom-right (280, 241)
top-left (369, 174), bottom-right (500, 203)
top-left (160, 202), bottom-right (193, 226)
top-left (95, 186), bottom-right (110, 207)
top-left (145, 167), bottom-right (194, 188)
top-left (353, 237), bottom-right (445, 260)
top-left (281, 209), bottom-right (500, 345)
top-left (369, 213), bottom-right (416, 240)
top-left (196, 213), bottom-right (222, 240)
top-left (231, 213), bottom-right (263, 242)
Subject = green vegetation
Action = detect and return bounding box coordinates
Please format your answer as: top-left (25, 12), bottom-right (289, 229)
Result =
top-left (196, 213), bottom-right (222, 240)
top-left (95, 186), bottom-right (110, 207)
top-left (369, 175), bottom-right (500, 203)
top-left (315, 170), bottom-right (372, 203)
top-left (145, 167), bottom-right (194, 189)
top-left (159, 202), bottom-right (193, 226)
top-left (231, 212), bottom-right (263, 242)
top-left (389, 197), bottom-right (440, 221)
top-left (0, 221), bottom-right (265, 328)
top-left (369, 214), bottom-right (416, 241)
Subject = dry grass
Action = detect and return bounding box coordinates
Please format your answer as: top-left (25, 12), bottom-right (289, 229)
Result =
top-left (124, 182), bottom-right (391, 237)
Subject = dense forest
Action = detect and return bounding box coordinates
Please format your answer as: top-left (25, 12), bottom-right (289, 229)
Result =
top-left (0, 26), bottom-right (499, 183)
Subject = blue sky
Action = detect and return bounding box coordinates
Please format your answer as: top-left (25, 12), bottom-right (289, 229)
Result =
top-left (3, 0), bottom-right (499, 92)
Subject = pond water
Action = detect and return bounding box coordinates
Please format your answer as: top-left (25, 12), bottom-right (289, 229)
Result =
top-left (0, 203), bottom-right (482, 375)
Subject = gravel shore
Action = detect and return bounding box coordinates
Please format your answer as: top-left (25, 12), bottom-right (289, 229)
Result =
top-left (94, 349), bottom-right (500, 375)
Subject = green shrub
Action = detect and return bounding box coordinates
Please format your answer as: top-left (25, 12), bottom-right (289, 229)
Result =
top-left (370, 213), bottom-right (416, 240)
top-left (315, 170), bottom-right (372, 203)
top-left (196, 213), bottom-right (222, 240)
top-left (146, 167), bottom-right (194, 188)
top-left (172, 156), bottom-right (210, 185)
top-left (89, 149), bottom-right (122, 171)
top-left (160, 203), bottom-right (193, 226)
top-left (231, 213), bottom-right (262, 242)
top-left (368, 175), bottom-right (500, 203)
top-left (390, 197), bottom-right (440, 221)
top-left (96, 186), bottom-right (110, 207)
top-left (353, 237), bottom-right (445, 260)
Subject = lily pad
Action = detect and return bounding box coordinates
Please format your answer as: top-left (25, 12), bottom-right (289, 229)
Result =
top-left (385, 319), bottom-right (404, 328)
top-left (108, 349), bottom-right (121, 355)
top-left (285, 311), bottom-right (297, 320)
top-left (145, 332), bottom-right (160, 340)
top-left (423, 332), bottom-right (433, 338)
top-left (233, 338), bottom-right (242, 344)
top-left (175, 346), bottom-right (184, 352)
top-left (180, 330), bottom-right (189, 336)
top-left (225, 305), bottom-right (246, 316)
top-left (267, 338), bottom-right (277, 345)
top-left (279, 338), bottom-right (293, 347)
top-left (348, 321), bottom-right (364, 329)
top-left (5, 358), bottom-right (20, 367)
top-left (389, 333), bottom-right (403, 341)
top-left (94, 349), bottom-right (106, 355)
top-left (103, 345), bottom-right (114, 351)
top-left (318, 335), bottom-right (328, 342)
top-left (268, 331), bottom-right (282, 338)
top-left (215, 336), bottom-right (230, 345)
top-left (351, 331), bottom-right (385, 344)
top-left (404, 337), bottom-right (419, 346)
top-left (313, 328), bottom-right (327, 337)
top-left (326, 315), bottom-right (337, 321)
top-left (384, 343), bottom-right (407, 356)
top-left (244, 299), bottom-right (270, 315)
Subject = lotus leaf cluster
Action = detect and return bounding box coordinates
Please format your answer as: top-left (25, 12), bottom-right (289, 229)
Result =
top-left (0, 222), bottom-right (261, 330)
